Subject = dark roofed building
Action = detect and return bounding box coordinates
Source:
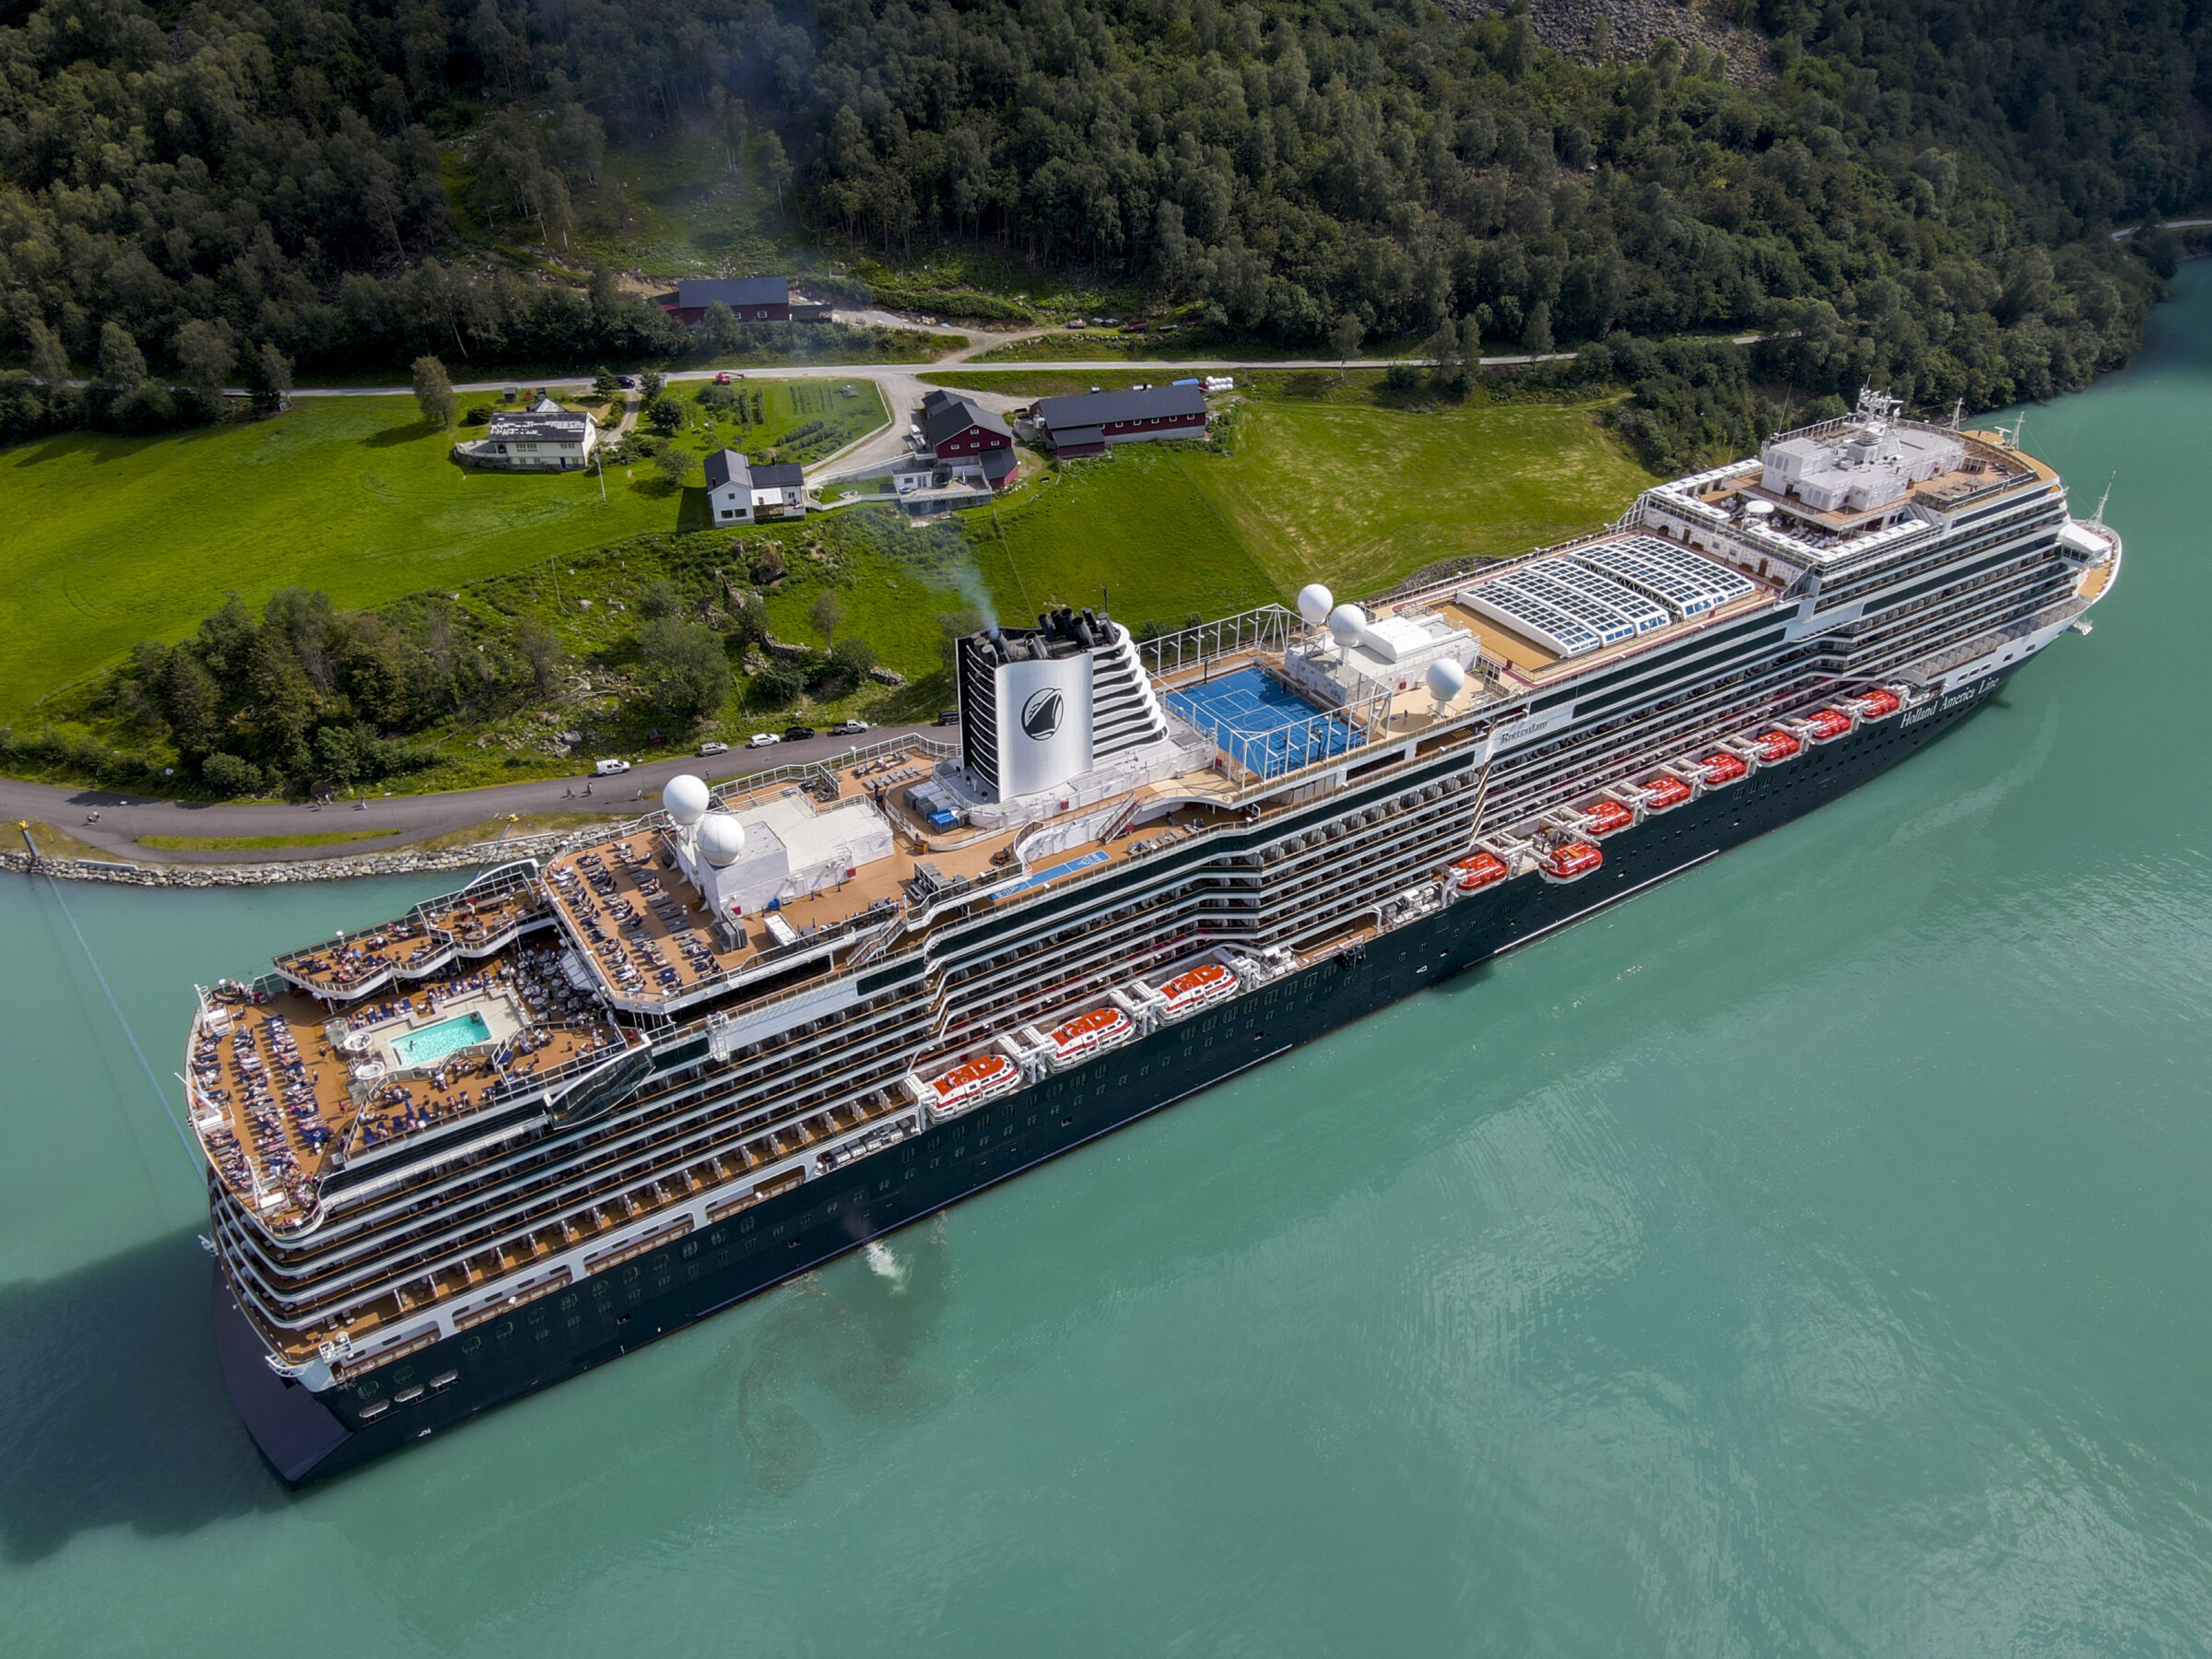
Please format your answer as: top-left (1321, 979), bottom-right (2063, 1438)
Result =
top-left (665, 276), bottom-right (791, 325)
top-left (919, 389), bottom-right (1013, 460)
top-left (1050, 424), bottom-right (1107, 458)
top-left (1030, 384), bottom-right (1207, 452)
top-left (703, 451), bottom-right (807, 524)
top-left (465, 404), bottom-right (600, 470)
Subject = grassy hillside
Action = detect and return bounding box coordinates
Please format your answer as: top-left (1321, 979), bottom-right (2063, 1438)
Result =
top-left (0, 398), bottom-right (681, 720)
top-left (928, 371), bottom-right (1659, 606)
top-left (0, 378), bottom-right (896, 723)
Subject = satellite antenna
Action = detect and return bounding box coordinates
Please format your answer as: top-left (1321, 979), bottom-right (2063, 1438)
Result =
top-left (1425, 657), bottom-right (1466, 717)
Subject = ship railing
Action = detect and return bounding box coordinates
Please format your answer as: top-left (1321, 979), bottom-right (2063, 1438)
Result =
top-left (706, 734), bottom-right (961, 809)
top-left (1137, 605), bottom-right (1297, 681)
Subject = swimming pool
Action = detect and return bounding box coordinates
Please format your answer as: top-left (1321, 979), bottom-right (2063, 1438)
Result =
top-left (389, 1011), bottom-right (492, 1069)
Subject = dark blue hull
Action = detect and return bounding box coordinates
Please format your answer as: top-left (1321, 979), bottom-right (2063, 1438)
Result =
top-left (219, 672), bottom-right (2011, 1484)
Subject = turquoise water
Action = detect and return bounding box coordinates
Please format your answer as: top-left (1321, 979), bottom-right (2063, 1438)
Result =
top-left (388, 1011), bottom-right (492, 1070)
top-left (3, 270), bottom-right (2211, 1654)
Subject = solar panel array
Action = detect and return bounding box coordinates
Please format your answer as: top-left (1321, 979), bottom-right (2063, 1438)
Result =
top-left (1464, 561), bottom-right (1667, 658)
top-left (1571, 536), bottom-right (1755, 619)
top-left (1462, 536), bottom-right (1759, 658)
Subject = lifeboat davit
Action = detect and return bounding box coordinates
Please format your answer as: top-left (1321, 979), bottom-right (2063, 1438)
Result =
top-left (1698, 751), bottom-right (1748, 786)
top-left (1539, 840), bottom-right (1603, 883)
top-left (1751, 729), bottom-right (1803, 763)
top-left (927, 1053), bottom-right (1020, 1115)
top-left (1581, 799), bottom-right (1635, 838)
top-left (1049, 1006), bottom-right (1133, 1065)
top-left (1158, 962), bottom-right (1237, 1015)
top-left (1638, 774), bottom-right (1694, 813)
top-left (1802, 708), bottom-right (1853, 743)
top-left (1851, 688), bottom-right (1903, 720)
top-left (1449, 851), bottom-right (1510, 891)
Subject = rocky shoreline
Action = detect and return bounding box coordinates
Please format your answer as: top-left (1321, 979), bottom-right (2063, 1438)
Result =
top-left (1, 826), bottom-right (600, 888)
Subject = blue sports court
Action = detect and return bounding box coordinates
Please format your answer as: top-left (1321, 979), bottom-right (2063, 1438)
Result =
top-left (1166, 666), bottom-right (1364, 780)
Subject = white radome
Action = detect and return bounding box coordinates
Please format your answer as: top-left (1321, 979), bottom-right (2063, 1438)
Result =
top-left (1326, 603), bottom-right (1368, 648)
top-left (1296, 583), bottom-right (1335, 625)
top-left (1425, 657), bottom-right (1467, 706)
top-left (663, 773), bottom-right (712, 826)
top-left (695, 812), bottom-right (747, 866)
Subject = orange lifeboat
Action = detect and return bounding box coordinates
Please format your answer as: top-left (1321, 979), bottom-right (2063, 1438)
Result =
top-left (928, 1053), bottom-right (1020, 1114)
top-left (1049, 1006), bottom-right (1133, 1065)
top-left (1638, 774), bottom-right (1694, 813)
top-left (1852, 688), bottom-right (1902, 720)
top-left (1698, 751), bottom-right (1748, 786)
top-left (1751, 729), bottom-right (1803, 762)
top-left (1449, 851), bottom-right (1510, 891)
top-left (1802, 708), bottom-right (1853, 743)
top-left (1581, 799), bottom-right (1635, 838)
top-left (1158, 961), bottom-right (1237, 1015)
top-left (1539, 840), bottom-right (1603, 883)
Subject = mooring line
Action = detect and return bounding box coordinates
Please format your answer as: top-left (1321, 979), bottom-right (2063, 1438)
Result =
top-left (39, 869), bottom-right (201, 1176)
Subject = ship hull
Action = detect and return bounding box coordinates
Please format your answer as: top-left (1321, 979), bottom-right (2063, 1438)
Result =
top-left (224, 669), bottom-right (2014, 1484)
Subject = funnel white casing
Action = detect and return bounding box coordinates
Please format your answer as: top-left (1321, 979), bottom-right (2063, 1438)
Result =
top-left (1296, 583), bottom-right (1335, 625)
top-left (695, 812), bottom-right (747, 865)
top-left (663, 773), bottom-right (712, 826)
top-left (1326, 603), bottom-right (1368, 648)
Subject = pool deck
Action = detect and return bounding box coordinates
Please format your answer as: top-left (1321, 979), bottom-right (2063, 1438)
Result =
top-left (191, 951), bottom-right (618, 1235)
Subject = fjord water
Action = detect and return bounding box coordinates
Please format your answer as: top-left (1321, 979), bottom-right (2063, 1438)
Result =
top-left (6, 285), bottom-right (2211, 1658)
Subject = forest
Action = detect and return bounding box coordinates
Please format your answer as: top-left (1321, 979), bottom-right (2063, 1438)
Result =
top-left (0, 0), bottom-right (2196, 418)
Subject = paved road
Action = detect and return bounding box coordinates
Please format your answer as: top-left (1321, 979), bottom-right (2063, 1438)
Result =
top-left (266, 346), bottom-right (1656, 402)
top-left (2111, 218), bottom-right (2212, 241)
top-left (3, 724), bottom-right (958, 866)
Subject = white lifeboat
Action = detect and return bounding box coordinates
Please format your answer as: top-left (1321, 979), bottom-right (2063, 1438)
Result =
top-left (1049, 1006), bottom-right (1134, 1065)
top-left (925, 1053), bottom-right (1021, 1117)
top-left (1157, 962), bottom-right (1237, 1016)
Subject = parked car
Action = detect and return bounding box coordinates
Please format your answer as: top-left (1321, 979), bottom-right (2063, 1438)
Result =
top-left (831, 720), bottom-right (870, 735)
top-left (618, 375), bottom-right (639, 390)
top-left (593, 759), bottom-right (632, 776)
top-left (934, 709), bottom-right (960, 726)
top-left (1065, 318), bottom-right (1087, 330)
top-left (697, 740), bottom-right (729, 757)
top-left (782, 724), bottom-right (817, 742)
top-left (746, 733), bottom-right (782, 749)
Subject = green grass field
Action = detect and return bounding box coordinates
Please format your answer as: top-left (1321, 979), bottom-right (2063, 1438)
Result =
top-left (931, 371), bottom-right (1657, 606)
top-left (0, 397), bottom-right (687, 720)
top-left (670, 377), bottom-right (888, 468)
top-left (971, 449), bottom-right (1282, 634)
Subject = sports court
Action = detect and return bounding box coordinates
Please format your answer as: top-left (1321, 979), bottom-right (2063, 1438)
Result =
top-left (1165, 665), bottom-right (1364, 781)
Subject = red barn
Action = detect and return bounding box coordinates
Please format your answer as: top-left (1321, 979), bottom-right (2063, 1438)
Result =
top-left (663, 276), bottom-right (791, 325)
top-left (920, 390), bottom-right (1014, 465)
top-left (1031, 384), bottom-right (1207, 454)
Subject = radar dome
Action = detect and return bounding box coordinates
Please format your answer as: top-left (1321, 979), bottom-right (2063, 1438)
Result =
top-left (695, 812), bottom-right (747, 866)
top-left (1296, 583), bottom-right (1335, 625)
top-left (663, 773), bottom-right (712, 826)
top-left (1326, 603), bottom-right (1368, 649)
top-left (1425, 657), bottom-right (1467, 706)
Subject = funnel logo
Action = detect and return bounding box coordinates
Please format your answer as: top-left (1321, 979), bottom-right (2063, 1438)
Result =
top-left (1020, 688), bottom-right (1065, 741)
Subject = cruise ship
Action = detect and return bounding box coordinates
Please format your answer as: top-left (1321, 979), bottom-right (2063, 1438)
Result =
top-left (194, 394), bottom-right (2121, 1482)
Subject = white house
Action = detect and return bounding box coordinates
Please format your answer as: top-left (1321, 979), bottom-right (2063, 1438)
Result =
top-left (704, 450), bottom-right (807, 524)
top-left (465, 394), bottom-right (599, 470)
